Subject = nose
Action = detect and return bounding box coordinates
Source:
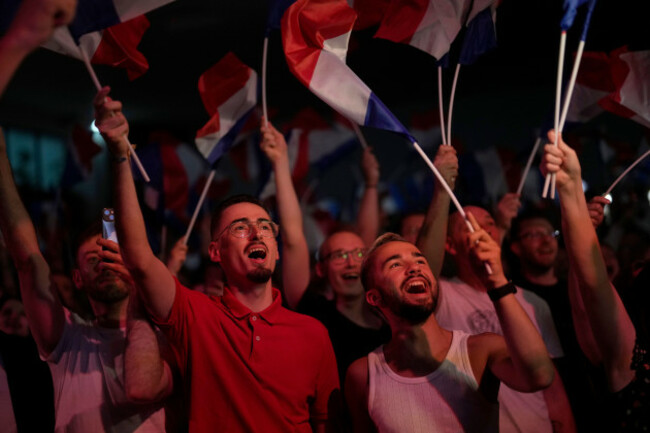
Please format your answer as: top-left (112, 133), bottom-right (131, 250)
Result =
top-left (248, 224), bottom-right (262, 239)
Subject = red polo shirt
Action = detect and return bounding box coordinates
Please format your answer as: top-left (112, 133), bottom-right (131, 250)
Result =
top-left (155, 278), bottom-right (339, 433)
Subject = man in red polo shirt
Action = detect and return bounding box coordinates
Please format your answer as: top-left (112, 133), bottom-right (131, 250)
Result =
top-left (94, 88), bottom-right (340, 433)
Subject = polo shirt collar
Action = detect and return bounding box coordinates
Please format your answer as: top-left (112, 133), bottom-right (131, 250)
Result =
top-left (220, 286), bottom-right (283, 324)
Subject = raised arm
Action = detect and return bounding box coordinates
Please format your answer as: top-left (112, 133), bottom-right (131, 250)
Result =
top-left (415, 145), bottom-right (457, 279)
top-left (124, 292), bottom-right (173, 403)
top-left (94, 88), bottom-right (176, 320)
top-left (259, 121), bottom-right (310, 309)
top-left (0, 0), bottom-right (76, 97)
top-left (0, 127), bottom-right (64, 356)
top-left (494, 193), bottom-right (521, 245)
top-left (466, 212), bottom-right (554, 392)
top-left (541, 130), bottom-right (635, 391)
top-left (356, 147), bottom-right (380, 247)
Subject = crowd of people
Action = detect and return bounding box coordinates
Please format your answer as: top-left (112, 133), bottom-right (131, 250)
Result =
top-left (0, 1), bottom-right (649, 432)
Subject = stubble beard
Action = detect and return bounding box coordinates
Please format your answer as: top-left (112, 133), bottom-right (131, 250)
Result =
top-left (247, 267), bottom-right (273, 284)
top-left (87, 273), bottom-right (130, 303)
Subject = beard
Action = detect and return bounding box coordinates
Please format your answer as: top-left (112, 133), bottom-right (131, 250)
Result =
top-left (86, 272), bottom-right (130, 303)
top-left (383, 291), bottom-right (437, 325)
top-left (247, 267), bottom-right (273, 284)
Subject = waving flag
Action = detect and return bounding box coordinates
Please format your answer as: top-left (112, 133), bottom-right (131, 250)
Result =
top-left (67, 0), bottom-right (174, 42)
top-left (266, 0), bottom-right (296, 33)
top-left (43, 16), bottom-right (150, 80)
top-left (282, 0), bottom-right (414, 142)
top-left (195, 53), bottom-right (258, 165)
top-left (459, 5), bottom-right (497, 65)
top-left (561, 0), bottom-right (595, 32)
top-left (374, 0), bottom-right (470, 61)
top-left (347, 0), bottom-right (390, 30)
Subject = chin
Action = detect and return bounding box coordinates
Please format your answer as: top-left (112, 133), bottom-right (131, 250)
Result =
top-left (247, 268), bottom-right (273, 284)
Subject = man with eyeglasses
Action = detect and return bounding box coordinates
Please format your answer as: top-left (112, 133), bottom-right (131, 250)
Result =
top-left (509, 210), bottom-right (605, 432)
top-left (298, 230), bottom-right (390, 381)
top-left (95, 90), bottom-right (340, 433)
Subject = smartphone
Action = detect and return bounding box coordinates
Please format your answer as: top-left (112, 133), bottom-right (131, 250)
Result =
top-left (102, 208), bottom-right (118, 244)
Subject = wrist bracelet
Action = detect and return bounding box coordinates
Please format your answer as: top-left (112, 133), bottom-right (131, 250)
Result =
top-left (488, 281), bottom-right (517, 302)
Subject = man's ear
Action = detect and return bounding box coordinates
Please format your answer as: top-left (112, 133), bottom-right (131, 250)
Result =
top-left (72, 269), bottom-right (83, 290)
top-left (315, 261), bottom-right (325, 278)
top-left (366, 289), bottom-right (382, 308)
top-left (445, 236), bottom-right (457, 256)
top-left (208, 240), bottom-right (221, 263)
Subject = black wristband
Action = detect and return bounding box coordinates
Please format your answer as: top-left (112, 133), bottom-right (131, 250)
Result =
top-left (488, 282), bottom-right (517, 302)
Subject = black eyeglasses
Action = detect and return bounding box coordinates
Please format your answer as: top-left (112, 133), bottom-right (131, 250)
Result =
top-left (220, 219), bottom-right (279, 239)
top-left (322, 248), bottom-right (366, 264)
top-left (519, 229), bottom-right (560, 241)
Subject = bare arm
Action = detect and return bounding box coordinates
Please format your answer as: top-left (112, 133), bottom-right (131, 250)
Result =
top-left (166, 237), bottom-right (188, 277)
top-left (543, 367), bottom-right (577, 433)
top-left (125, 293), bottom-right (173, 402)
top-left (94, 88), bottom-right (176, 320)
top-left (541, 130), bottom-right (635, 392)
top-left (345, 357), bottom-right (377, 433)
top-left (0, 127), bottom-right (64, 356)
top-left (260, 121), bottom-right (310, 309)
top-left (494, 193), bottom-right (521, 246)
top-left (467, 212), bottom-right (554, 392)
top-left (416, 145), bottom-right (457, 279)
top-left (356, 147), bottom-right (380, 247)
top-left (0, 0), bottom-right (76, 97)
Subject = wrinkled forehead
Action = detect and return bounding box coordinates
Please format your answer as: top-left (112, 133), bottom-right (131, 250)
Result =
top-left (217, 202), bottom-right (272, 233)
top-left (76, 234), bottom-right (102, 261)
top-left (372, 240), bottom-right (421, 271)
top-left (321, 231), bottom-right (365, 257)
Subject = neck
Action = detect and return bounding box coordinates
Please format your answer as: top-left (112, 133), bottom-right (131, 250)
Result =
top-left (228, 280), bottom-right (274, 312)
top-left (335, 292), bottom-right (382, 329)
top-left (383, 314), bottom-right (451, 376)
top-left (91, 298), bottom-right (128, 328)
top-left (522, 265), bottom-right (557, 286)
top-left (456, 258), bottom-right (488, 292)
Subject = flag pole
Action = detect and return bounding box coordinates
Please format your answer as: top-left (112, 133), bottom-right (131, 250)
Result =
top-left (262, 36), bottom-right (269, 128)
top-left (446, 64), bottom-right (461, 146)
top-left (437, 66), bottom-right (448, 145)
top-left (411, 140), bottom-right (492, 274)
top-left (516, 137), bottom-right (542, 195)
top-left (542, 31), bottom-right (567, 199)
top-left (77, 45), bottom-right (151, 183)
top-left (603, 149), bottom-right (650, 196)
top-left (350, 122), bottom-right (368, 149)
top-left (183, 169), bottom-right (216, 245)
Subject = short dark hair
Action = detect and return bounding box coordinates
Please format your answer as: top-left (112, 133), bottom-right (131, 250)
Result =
top-left (360, 232), bottom-right (408, 291)
top-left (210, 194), bottom-right (268, 239)
top-left (317, 227), bottom-right (359, 262)
top-left (510, 208), bottom-right (559, 240)
top-left (72, 221), bottom-right (102, 266)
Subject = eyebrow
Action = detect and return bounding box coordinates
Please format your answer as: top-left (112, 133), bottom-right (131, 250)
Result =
top-left (381, 251), bottom-right (423, 267)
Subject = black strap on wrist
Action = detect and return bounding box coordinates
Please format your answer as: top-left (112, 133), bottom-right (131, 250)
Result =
top-left (488, 281), bottom-right (517, 302)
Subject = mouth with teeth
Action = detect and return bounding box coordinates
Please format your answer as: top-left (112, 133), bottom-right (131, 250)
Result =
top-left (402, 278), bottom-right (429, 294)
top-left (341, 272), bottom-right (360, 281)
top-left (247, 245), bottom-right (268, 263)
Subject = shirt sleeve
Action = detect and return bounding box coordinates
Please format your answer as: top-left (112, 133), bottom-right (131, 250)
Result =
top-left (310, 326), bottom-right (341, 423)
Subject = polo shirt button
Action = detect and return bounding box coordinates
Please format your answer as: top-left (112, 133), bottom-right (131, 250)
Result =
top-left (255, 336), bottom-right (261, 341)
top-left (252, 315), bottom-right (257, 321)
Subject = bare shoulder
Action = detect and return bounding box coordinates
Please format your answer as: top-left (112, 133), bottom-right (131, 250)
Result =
top-left (346, 356), bottom-right (369, 386)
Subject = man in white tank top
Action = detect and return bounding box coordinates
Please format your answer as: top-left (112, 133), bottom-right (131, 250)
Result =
top-left (345, 227), bottom-right (554, 433)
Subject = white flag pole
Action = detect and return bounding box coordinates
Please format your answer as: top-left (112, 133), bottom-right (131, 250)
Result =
top-left (183, 169), bottom-right (216, 245)
top-left (516, 137), bottom-right (543, 195)
top-left (603, 149), bottom-right (650, 196)
top-left (262, 36), bottom-right (269, 128)
top-left (411, 140), bottom-right (492, 274)
top-left (437, 66), bottom-right (448, 146)
top-left (446, 64), bottom-right (461, 146)
top-left (542, 31), bottom-right (567, 199)
top-left (77, 44), bottom-right (151, 182)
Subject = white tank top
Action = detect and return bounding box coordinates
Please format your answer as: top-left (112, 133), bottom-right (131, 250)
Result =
top-left (368, 330), bottom-right (499, 433)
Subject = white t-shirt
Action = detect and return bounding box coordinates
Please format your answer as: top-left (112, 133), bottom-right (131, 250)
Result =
top-left (435, 277), bottom-right (563, 433)
top-left (46, 318), bottom-right (165, 433)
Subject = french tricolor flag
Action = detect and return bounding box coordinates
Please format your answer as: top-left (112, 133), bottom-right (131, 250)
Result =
top-left (43, 16), bottom-right (150, 80)
top-left (282, 0), bottom-right (414, 143)
top-left (374, 0), bottom-right (470, 61)
top-left (66, 0), bottom-right (174, 42)
top-left (195, 53), bottom-right (258, 165)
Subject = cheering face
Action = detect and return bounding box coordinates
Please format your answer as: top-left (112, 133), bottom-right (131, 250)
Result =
top-left (367, 241), bottom-right (438, 325)
top-left (74, 235), bottom-right (131, 304)
top-left (512, 218), bottom-right (558, 271)
top-left (448, 206), bottom-right (499, 260)
top-left (400, 214), bottom-right (425, 245)
top-left (317, 232), bottom-right (366, 298)
top-left (210, 202), bottom-right (279, 286)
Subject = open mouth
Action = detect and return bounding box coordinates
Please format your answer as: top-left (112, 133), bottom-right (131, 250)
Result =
top-left (247, 246), bottom-right (267, 262)
top-left (403, 279), bottom-right (428, 294)
top-left (341, 272), bottom-right (359, 281)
